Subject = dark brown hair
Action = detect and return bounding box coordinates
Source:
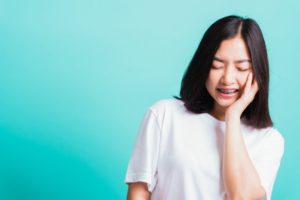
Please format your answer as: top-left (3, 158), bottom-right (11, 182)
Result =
top-left (174, 15), bottom-right (272, 128)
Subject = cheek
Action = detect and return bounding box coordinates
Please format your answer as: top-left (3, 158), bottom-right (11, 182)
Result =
top-left (205, 79), bottom-right (211, 92)
top-left (238, 74), bottom-right (249, 88)
top-left (206, 71), bottom-right (219, 85)
top-left (205, 74), bottom-right (216, 92)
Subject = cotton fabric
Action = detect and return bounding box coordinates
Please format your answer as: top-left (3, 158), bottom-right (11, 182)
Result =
top-left (125, 99), bottom-right (284, 200)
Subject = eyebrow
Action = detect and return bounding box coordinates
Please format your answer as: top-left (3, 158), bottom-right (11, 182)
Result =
top-left (213, 56), bottom-right (252, 64)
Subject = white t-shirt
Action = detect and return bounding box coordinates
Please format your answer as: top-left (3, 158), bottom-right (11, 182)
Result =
top-left (125, 99), bottom-right (284, 200)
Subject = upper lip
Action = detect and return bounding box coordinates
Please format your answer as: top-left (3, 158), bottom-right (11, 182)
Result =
top-left (217, 88), bottom-right (239, 90)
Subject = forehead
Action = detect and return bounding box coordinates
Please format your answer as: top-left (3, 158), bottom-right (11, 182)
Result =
top-left (214, 36), bottom-right (251, 62)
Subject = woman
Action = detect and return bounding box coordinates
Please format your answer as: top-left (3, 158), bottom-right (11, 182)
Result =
top-left (125, 15), bottom-right (284, 200)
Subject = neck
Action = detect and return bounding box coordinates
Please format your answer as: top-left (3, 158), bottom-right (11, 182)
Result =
top-left (210, 105), bottom-right (226, 121)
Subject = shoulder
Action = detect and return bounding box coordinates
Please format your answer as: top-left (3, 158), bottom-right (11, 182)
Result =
top-left (252, 127), bottom-right (285, 154)
top-left (144, 98), bottom-right (186, 126)
top-left (148, 98), bottom-right (185, 115)
top-left (243, 121), bottom-right (284, 143)
top-left (242, 121), bottom-right (285, 149)
top-left (260, 127), bottom-right (284, 145)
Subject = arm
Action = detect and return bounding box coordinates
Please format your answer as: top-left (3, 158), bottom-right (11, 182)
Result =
top-left (127, 182), bottom-right (151, 200)
top-left (223, 73), bottom-right (265, 200)
top-left (223, 114), bottom-right (265, 200)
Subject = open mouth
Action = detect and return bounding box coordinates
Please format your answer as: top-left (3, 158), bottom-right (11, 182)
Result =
top-left (217, 88), bottom-right (239, 94)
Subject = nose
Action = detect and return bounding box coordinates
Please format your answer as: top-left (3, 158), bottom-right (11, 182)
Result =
top-left (221, 65), bottom-right (235, 85)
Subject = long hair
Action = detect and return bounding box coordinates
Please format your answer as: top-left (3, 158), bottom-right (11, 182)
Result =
top-left (174, 15), bottom-right (272, 128)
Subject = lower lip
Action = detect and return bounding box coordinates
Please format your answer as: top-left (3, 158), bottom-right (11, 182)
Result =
top-left (217, 90), bottom-right (238, 98)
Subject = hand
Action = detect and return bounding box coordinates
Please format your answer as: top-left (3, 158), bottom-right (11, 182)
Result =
top-left (226, 72), bottom-right (259, 118)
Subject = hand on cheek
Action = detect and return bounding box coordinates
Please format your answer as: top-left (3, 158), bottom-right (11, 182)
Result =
top-left (242, 72), bottom-right (259, 103)
top-left (226, 72), bottom-right (259, 117)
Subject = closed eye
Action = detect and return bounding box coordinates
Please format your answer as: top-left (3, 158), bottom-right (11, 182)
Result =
top-left (237, 67), bottom-right (250, 72)
top-left (211, 65), bottom-right (223, 69)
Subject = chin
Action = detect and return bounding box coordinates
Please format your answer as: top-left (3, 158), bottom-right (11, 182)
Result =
top-left (215, 99), bottom-right (236, 108)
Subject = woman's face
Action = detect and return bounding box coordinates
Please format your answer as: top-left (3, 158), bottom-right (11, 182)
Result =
top-left (205, 36), bottom-right (253, 113)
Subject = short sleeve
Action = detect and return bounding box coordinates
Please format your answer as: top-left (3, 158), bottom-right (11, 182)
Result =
top-left (124, 108), bottom-right (161, 192)
top-left (253, 128), bottom-right (285, 200)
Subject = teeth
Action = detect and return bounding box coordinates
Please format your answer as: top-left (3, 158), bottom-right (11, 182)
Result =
top-left (218, 89), bottom-right (237, 94)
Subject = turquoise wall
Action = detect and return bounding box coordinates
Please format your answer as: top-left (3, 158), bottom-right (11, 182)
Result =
top-left (1, 0), bottom-right (299, 199)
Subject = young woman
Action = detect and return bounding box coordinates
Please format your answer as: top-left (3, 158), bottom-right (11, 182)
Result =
top-left (125, 15), bottom-right (284, 200)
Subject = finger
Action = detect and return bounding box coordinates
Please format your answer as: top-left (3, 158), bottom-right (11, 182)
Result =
top-left (253, 78), bottom-right (259, 91)
top-left (245, 72), bottom-right (253, 93)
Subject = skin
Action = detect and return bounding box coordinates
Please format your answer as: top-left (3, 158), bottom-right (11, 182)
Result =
top-left (127, 35), bottom-right (265, 200)
top-left (206, 35), bottom-right (265, 200)
top-left (127, 182), bottom-right (150, 200)
top-left (205, 35), bottom-right (256, 119)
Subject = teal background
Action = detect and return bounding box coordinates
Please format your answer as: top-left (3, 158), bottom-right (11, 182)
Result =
top-left (0, 0), bottom-right (299, 199)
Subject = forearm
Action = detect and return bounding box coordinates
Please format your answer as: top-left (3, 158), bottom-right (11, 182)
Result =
top-left (127, 182), bottom-right (151, 200)
top-left (223, 114), bottom-right (265, 200)
top-left (127, 193), bottom-right (150, 200)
